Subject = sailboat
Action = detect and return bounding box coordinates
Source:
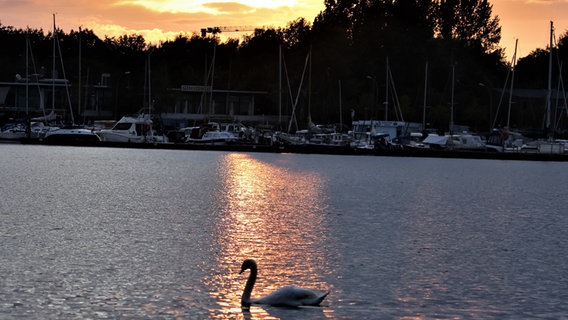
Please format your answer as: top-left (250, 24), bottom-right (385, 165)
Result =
top-left (486, 26), bottom-right (564, 154)
top-left (350, 57), bottom-right (418, 151)
top-left (536, 21), bottom-right (566, 153)
top-left (0, 35), bottom-right (35, 141)
top-left (41, 14), bottom-right (100, 145)
top-left (421, 63), bottom-right (486, 151)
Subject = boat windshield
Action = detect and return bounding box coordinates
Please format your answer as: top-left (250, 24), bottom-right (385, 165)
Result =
top-left (113, 123), bottom-right (132, 130)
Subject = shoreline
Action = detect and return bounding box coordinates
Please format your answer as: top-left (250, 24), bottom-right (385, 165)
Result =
top-left (7, 138), bottom-right (567, 162)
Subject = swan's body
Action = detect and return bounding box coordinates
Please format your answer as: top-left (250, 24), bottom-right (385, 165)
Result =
top-left (239, 259), bottom-right (329, 308)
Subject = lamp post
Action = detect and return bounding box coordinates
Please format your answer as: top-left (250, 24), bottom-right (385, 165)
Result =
top-left (479, 82), bottom-right (493, 131)
top-left (114, 71), bottom-right (131, 119)
top-left (366, 75), bottom-right (377, 119)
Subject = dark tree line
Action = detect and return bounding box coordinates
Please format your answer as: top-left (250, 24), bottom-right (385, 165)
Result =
top-left (1, 0), bottom-right (566, 133)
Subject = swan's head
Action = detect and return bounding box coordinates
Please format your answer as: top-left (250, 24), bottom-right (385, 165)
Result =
top-left (240, 259), bottom-right (257, 274)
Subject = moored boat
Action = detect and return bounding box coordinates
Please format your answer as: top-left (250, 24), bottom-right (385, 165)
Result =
top-left (41, 125), bottom-right (101, 145)
top-left (96, 114), bottom-right (168, 143)
top-left (422, 132), bottom-right (486, 150)
top-left (0, 123), bottom-right (27, 140)
top-left (185, 130), bottom-right (237, 145)
top-left (1, 121), bottom-right (56, 141)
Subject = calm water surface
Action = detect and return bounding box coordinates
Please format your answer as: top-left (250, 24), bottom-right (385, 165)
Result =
top-left (1, 144), bottom-right (567, 319)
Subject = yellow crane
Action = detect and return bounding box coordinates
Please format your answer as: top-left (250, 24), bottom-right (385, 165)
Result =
top-left (200, 26), bottom-right (259, 37)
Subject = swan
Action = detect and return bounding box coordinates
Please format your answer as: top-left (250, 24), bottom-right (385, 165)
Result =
top-left (239, 259), bottom-right (329, 308)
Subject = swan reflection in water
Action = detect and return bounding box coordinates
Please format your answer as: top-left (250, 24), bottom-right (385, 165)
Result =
top-left (204, 153), bottom-right (334, 319)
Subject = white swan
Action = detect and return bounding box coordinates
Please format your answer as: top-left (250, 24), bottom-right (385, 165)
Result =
top-left (239, 259), bottom-right (329, 308)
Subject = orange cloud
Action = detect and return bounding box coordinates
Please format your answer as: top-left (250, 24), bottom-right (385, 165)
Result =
top-left (113, 0), bottom-right (300, 14)
top-left (202, 2), bottom-right (257, 15)
top-left (1, 0), bottom-right (324, 48)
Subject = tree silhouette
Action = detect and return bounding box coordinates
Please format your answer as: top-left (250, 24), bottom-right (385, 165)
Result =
top-left (437, 0), bottom-right (501, 54)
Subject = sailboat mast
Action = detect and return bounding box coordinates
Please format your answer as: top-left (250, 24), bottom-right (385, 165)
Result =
top-left (53, 14), bottom-right (75, 124)
top-left (308, 45), bottom-right (312, 127)
top-left (546, 21), bottom-right (554, 139)
top-left (339, 79), bottom-right (343, 130)
top-left (26, 34), bottom-right (29, 115)
top-left (450, 63), bottom-right (455, 134)
top-left (52, 14), bottom-right (56, 118)
top-left (385, 57), bottom-right (389, 121)
top-left (209, 44), bottom-right (216, 116)
top-left (423, 61), bottom-right (428, 130)
top-left (507, 39), bottom-right (518, 130)
top-left (78, 26), bottom-right (82, 119)
top-left (278, 45), bottom-right (282, 128)
top-left (148, 53), bottom-right (152, 118)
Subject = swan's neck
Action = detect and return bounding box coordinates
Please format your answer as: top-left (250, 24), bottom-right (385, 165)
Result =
top-left (241, 266), bottom-right (257, 307)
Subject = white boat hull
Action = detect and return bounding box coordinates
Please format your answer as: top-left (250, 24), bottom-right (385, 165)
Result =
top-left (97, 130), bottom-right (167, 143)
top-left (97, 131), bottom-right (145, 143)
top-left (0, 131), bottom-right (27, 140)
top-left (42, 126), bottom-right (101, 144)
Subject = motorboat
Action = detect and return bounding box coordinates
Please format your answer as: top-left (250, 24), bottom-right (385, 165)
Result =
top-left (0, 123), bottom-right (27, 140)
top-left (392, 132), bottom-right (428, 149)
top-left (0, 121), bottom-right (52, 141)
top-left (219, 122), bottom-right (247, 138)
top-left (41, 125), bottom-right (101, 144)
top-left (422, 133), bottom-right (486, 150)
top-left (96, 115), bottom-right (168, 143)
top-left (485, 130), bottom-right (527, 152)
top-left (185, 131), bottom-right (238, 145)
top-left (350, 132), bottom-right (395, 151)
top-left (349, 120), bottom-right (421, 150)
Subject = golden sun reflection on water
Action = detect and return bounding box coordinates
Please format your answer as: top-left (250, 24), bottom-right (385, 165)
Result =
top-left (205, 153), bottom-right (333, 319)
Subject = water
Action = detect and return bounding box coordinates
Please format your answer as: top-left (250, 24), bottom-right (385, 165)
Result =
top-left (1, 144), bottom-right (567, 319)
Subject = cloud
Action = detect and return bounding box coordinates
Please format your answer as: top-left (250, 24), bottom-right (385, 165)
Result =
top-left (0, 0), bottom-right (33, 9)
top-left (523, 0), bottom-right (555, 4)
top-left (113, 0), bottom-right (301, 14)
top-left (0, 0), bottom-right (323, 47)
top-left (203, 2), bottom-right (256, 15)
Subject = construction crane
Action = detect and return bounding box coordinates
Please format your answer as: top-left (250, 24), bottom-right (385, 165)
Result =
top-left (200, 26), bottom-right (258, 37)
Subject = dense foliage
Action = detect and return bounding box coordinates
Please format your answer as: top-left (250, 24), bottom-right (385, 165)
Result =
top-left (1, 0), bottom-right (565, 134)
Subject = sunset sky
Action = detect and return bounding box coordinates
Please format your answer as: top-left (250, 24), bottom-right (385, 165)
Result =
top-left (0, 0), bottom-right (567, 60)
